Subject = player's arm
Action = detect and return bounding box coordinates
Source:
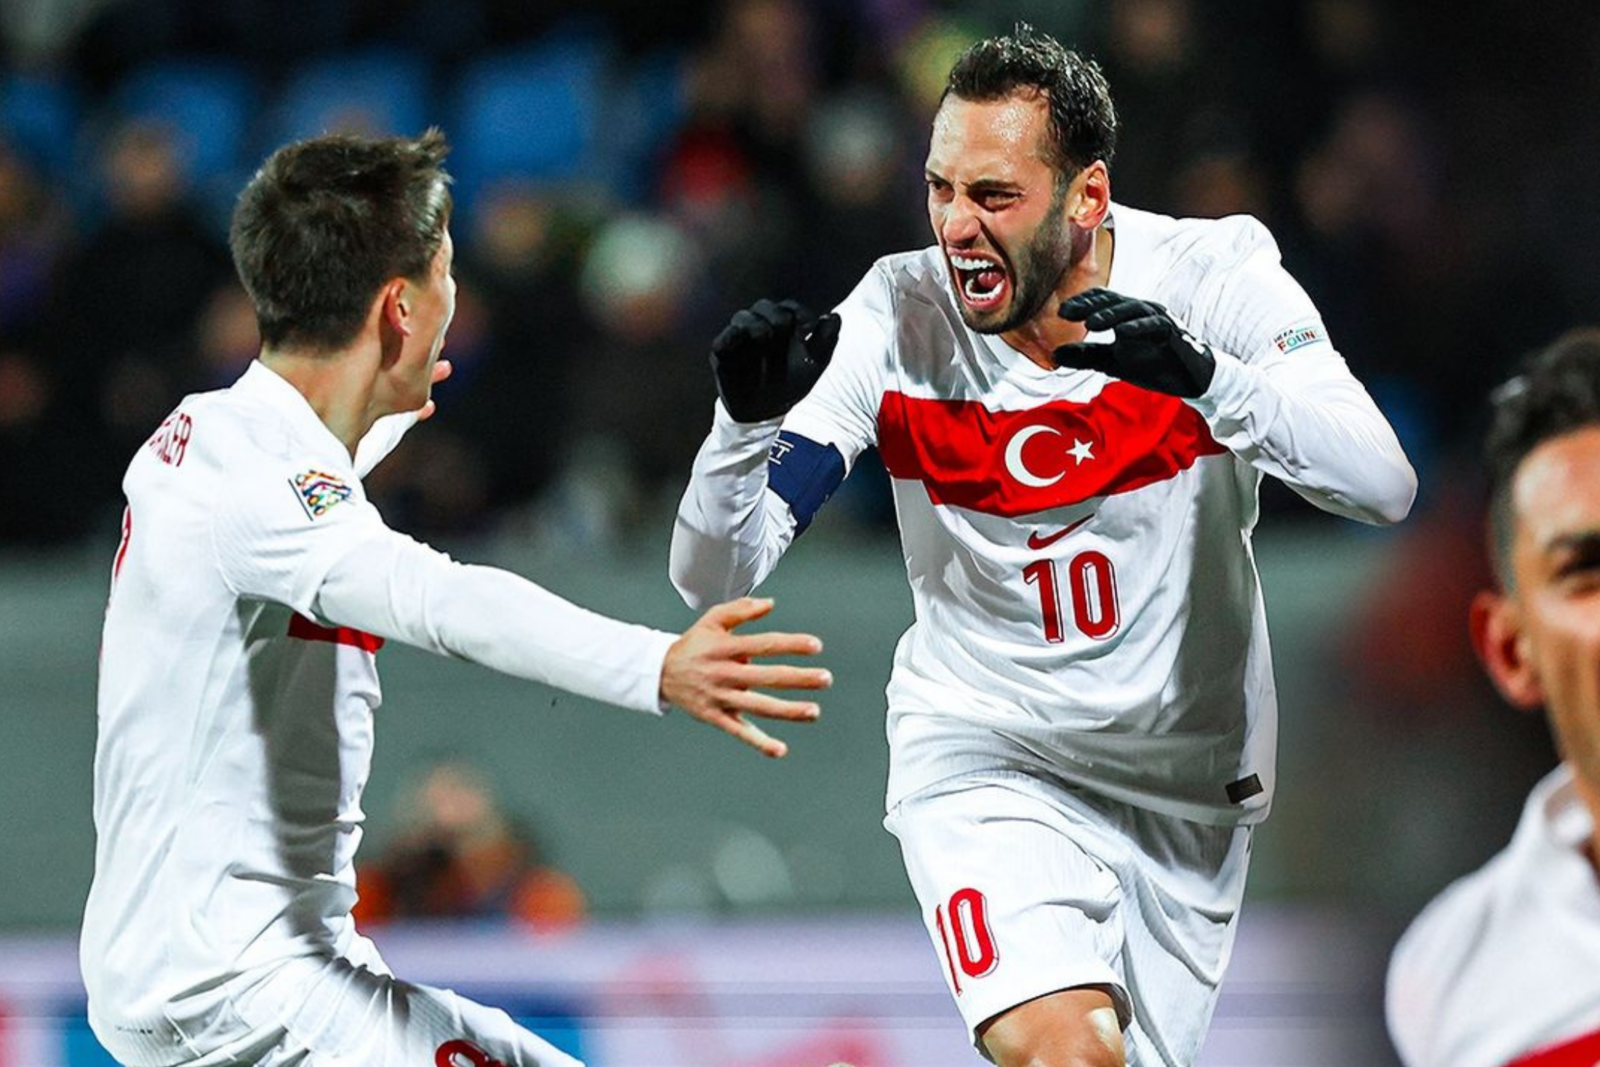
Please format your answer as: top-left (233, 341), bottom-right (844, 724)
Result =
top-left (1056, 230), bottom-right (1416, 525)
top-left (670, 289), bottom-right (884, 610)
top-left (311, 532), bottom-right (831, 756)
top-left (212, 460), bottom-right (828, 756)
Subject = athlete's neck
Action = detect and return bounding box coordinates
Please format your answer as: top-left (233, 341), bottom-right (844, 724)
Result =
top-left (259, 346), bottom-right (381, 459)
top-left (1001, 224), bottom-right (1115, 371)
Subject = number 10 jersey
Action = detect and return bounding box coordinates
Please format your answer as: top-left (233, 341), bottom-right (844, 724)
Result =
top-left (671, 202), bottom-right (1416, 826)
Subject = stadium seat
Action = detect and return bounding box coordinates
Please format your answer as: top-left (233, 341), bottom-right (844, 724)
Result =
top-left (112, 58), bottom-right (257, 187)
top-left (0, 71), bottom-right (83, 178)
top-left (262, 47), bottom-right (432, 151)
top-left (447, 26), bottom-right (612, 220)
top-left (597, 46), bottom-right (688, 205)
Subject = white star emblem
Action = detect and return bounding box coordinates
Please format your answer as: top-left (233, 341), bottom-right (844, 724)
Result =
top-left (1067, 438), bottom-right (1095, 465)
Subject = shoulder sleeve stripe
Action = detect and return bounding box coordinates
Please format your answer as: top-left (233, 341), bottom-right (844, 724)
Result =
top-left (767, 431), bottom-right (845, 536)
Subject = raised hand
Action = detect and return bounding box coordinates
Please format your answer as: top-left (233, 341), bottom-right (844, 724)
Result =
top-left (710, 298), bottom-right (841, 422)
top-left (1054, 288), bottom-right (1216, 398)
top-left (660, 596), bottom-right (832, 758)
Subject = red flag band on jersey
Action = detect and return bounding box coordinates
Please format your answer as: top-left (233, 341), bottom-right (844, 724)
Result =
top-left (876, 382), bottom-right (1228, 516)
top-left (287, 614), bottom-right (385, 652)
top-left (1504, 1026), bottom-right (1600, 1067)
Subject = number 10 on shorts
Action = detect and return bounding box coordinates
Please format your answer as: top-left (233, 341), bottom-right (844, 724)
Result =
top-left (935, 887), bottom-right (999, 994)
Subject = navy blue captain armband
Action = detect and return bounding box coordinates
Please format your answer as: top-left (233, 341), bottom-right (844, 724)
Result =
top-left (766, 431), bottom-right (845, 536)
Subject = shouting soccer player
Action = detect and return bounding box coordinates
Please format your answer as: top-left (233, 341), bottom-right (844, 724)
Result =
top-left (79, 129), bottom-right (831, 1067)
top-left (670, 25), bottom-right (1415, 1067)
top-left (1386, 331), bottom-right (1600, 1067)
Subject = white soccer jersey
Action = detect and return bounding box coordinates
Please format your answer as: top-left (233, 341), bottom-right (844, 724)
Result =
top-left (82, 361), bottom-right (673, 1064)
top-left (673, 203), bottom-right (1414, 826)
top-left (1387, 765), bottom-right (1600, 1067)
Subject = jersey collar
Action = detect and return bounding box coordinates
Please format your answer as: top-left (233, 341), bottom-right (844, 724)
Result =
top-left (234, 359), bottom-right (353, 461)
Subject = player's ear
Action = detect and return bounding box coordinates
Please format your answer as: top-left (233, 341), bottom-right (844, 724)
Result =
top-left (379, 277), bottom-right (413, 338)
top-left (1067, 160), bottom-right (1110, 230)
top-left (1468, 589), bottom-right (1544, 711)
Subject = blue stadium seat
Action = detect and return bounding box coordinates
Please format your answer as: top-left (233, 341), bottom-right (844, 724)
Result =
top-left (112, 58), bottom-right (257, 187)
top-left (263, 47), bottom-right (432, 150)
top-left (598, 46), bottom-right (688, 205)
top-left (0, 71), bottom-right (83, 178)
top-left (447, 28), bottom-right (611, 219)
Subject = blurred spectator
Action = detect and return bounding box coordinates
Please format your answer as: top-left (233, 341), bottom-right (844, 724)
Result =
top-left (191, 280), bottom-right (257, 388)
top-left (779, 89), bottom-right (924, 309)
top-left (355, 759), bottom-right (587, 930)
top-left (551, 211), bottom-right (717, 544)
top-left (656, 0), bottom-right (824, 304)
top-left (443, 180), bottom-right (594, 516)
top-left (0, 139), bottom-right (70, 345)
top-left (0, 344), bottom-right (106, 545)
top-left (40, 118), bottom-right (232, 507)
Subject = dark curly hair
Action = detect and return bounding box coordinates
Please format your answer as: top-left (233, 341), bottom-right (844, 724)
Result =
top-left (1485, 327), bottom-right (1600, 586)
top-left (942, 22), bottom-right (1118, 182)
top-left (230, 128), bottom-right (453, 352)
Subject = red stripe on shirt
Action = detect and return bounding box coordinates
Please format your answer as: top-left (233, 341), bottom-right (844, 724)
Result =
top-left (288, 614), bottom-right (385, 652)
top-left (876, 383), bottom-right (1227, 517)
top-left (1505, 1026), bottom-right (1600, 1067)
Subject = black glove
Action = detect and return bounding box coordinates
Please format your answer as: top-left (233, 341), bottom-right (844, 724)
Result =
top-left (710, 298), bottom-right (841, 422)
top-left (1053, 288), bottom-right (1216, 398)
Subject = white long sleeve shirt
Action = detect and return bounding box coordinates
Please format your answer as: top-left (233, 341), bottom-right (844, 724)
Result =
top-left (1387, 765), bottom-right (1600, 1067)
top-left (81, 361), bottom-right (674, 1064)
top-left (672, 203), bottom-right (1415, 825)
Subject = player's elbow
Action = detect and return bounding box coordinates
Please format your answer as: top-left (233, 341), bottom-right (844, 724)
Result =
top-left (668, 523), bottom-right (749, 611)
top-left (669, 566), bottom-right (717, 612)
top-left (1340, 461), bottom-right (1417, 526)
top-left (1368, 459), bottom-right (1418, 525)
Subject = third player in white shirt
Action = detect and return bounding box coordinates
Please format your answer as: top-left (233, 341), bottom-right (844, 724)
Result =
top-left (1386, 329), bottom-right (1600, 1067)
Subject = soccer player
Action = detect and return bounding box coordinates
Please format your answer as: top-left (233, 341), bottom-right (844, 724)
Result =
top-left (669, 25), bottom-right (1416, 1067)
top-left (79, 129), bottom-right (831, 1067)
top-left (1386, 331), bottom-right (1600, 1067)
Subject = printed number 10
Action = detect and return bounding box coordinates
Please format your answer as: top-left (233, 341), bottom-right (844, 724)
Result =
top-left (1023, 550), bottom-right (1120, 642)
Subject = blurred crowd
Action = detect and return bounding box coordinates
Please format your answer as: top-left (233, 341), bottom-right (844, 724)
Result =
top-left (1, 0), bottom-right (1597, 552)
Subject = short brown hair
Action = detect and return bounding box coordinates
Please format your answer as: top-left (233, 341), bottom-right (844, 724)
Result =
top-left (943, 23), bottom-right (1117, 182)
top-left (1486, 327), bottom-right (1600, 587)
top-left (230, 128), bottom-right (453, 352)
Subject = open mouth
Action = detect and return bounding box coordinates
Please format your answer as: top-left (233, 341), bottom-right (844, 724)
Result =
top-left (949, 252), bottom-right (1009, 312)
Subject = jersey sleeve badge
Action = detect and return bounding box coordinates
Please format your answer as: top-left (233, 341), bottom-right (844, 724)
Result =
top-left (290, 469), bottom-right (353, 520)
top-left (1271, 323), bottom-right (1325, 354)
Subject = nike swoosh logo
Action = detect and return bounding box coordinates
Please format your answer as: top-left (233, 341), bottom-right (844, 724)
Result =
top-left (1025, 514), bottom-right (1094, 550)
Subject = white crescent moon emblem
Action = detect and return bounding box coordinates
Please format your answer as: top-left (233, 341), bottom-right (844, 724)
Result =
top-left (1004, 425), bottom-right (1064, 487)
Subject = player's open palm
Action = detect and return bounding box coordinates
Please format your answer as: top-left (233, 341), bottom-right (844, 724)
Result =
top-left (661, 597), bottom-right (831, 758)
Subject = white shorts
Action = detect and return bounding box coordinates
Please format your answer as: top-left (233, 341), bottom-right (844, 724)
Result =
top-left (97, 938), bottom-right (581, 1067)
top-left (884, 769), bottom-right (1252, 1067)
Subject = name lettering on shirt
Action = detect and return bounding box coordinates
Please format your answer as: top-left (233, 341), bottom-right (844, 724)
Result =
top-left (145, 412), bottom-right (193, 468)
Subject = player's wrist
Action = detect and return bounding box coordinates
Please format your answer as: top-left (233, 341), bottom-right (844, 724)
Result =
top-left (712, 398), bottom-right (786, 437)
top-left (1180, 346), bottom-right (1244, 414)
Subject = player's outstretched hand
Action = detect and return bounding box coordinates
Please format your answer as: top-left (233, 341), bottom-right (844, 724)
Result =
top-left (710, 297), bottom-right (841, 422)
top-left (1054, 288), bottom-right (1216, 398)
top-left (660, 596), bottom-right (831, 758)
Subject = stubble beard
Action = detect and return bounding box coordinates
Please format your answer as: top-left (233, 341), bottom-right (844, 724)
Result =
top-left (959, 202), bottom-right (1076, 336)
